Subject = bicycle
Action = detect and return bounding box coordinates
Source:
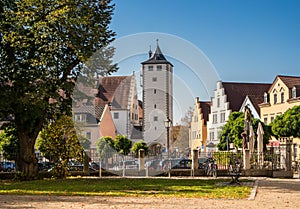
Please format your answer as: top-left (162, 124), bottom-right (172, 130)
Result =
top-left (228, 155), bottom-right (242, 184)
top-left (206, 158), bottom-right (217, 177)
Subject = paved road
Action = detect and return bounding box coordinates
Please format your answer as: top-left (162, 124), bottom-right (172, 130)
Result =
top-left (1, 177), bottom-right (300, 209)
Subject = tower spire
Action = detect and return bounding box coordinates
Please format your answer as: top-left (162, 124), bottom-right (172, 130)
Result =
top-left (148, 45), bottom-right (152, 58)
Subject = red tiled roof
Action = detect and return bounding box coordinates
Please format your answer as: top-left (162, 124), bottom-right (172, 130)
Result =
top-left (199, 101), bottom-right (211, 125)
top-left (95, 76), bottom-right (132, 109)
top-left (277, 75), bottom-right (300, 89)
top-left (222, 82), bottom-right (271, 111)
top-left (247, 94), bottom-right (266, 115)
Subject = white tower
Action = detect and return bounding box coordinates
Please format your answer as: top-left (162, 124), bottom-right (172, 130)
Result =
top-left (141, 40), bottom-right (173, 150)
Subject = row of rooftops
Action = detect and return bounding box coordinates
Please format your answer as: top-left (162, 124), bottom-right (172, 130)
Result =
top-left (75, 74), bottom-right (300, 124)
top-left (194, 75), bottom-right (300, 125)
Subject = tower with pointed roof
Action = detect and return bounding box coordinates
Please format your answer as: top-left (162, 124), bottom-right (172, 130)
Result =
top-left (141, 40), bottom-right (173, 151)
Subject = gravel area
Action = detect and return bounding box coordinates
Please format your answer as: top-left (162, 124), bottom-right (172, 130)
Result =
top-left (1, 177), bottom-right (300, 209)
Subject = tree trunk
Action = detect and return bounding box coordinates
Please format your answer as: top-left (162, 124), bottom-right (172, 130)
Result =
top-left (18, 132), bottom-right (38, 180)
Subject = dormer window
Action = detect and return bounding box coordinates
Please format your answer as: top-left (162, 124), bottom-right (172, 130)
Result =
top-left (74, 114), bottom-right (86, 122)
top-left (264, 92), bottom-right (268, 103)
top-left (292, 87), bottom-right (296, 99)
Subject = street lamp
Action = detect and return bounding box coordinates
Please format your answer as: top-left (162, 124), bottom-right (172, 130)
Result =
top-left (164, 117), bottom-right (172, 177)
top-left (164, 118), bottom-right (172, 156)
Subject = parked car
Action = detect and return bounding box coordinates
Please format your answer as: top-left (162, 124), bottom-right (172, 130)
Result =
top-left (145, 159), bottom-right (161, 170)
top-left (172, 158), bottom-right (192, 169)
top-left (38, 162), bottom-right (53, 171)
top-left (69, 164), bottom-right (97, 172)
top-left (1, 161), bottom-right (16, 172)
top-left (159, 158), bottom-right (192, 170)
top-left (198, 157), bottom-right (209, 169)
top-left (111, 160), bottom-right (139, 171)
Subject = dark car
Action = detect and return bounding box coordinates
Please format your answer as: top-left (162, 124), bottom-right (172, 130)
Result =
top-left (198, 157), bottom-right (209, 169)
top-left (38, 162), bottom-right (53, 171)
top-left (159, 158), bottom-right (192, 170)
top-left (172, 158), bottom-right (192, 169)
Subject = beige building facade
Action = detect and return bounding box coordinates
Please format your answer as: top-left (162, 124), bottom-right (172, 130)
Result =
top-left (189, 97), bottom-right (210, 153)
top-left (259, 75), bottom-right (300, 125)
top-left (259, 75), bottom-right (300, 161)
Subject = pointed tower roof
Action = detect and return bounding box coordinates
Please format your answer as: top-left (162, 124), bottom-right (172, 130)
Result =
top-left (141, 40), bottom-right (173, 66)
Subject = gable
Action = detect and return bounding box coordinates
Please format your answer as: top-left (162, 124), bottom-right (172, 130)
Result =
top-left (269, 75), bottom-right (300, 93)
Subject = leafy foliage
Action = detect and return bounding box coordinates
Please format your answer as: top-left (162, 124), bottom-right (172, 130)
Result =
top-left (217, 112), bottom-right (271, 151)
top-left (0, 123), bottom-right (19, 161)
top-left (132, 140), bottom-right (149, 156)
top-left (0, 0), bottom-right (116, 179)
top-left (271, 105), bottom-right (300, 138)
top-left (37, 115), bottom-right (84, 178)
top-left (96, 136), bottom-right (115, 159)
top-left (114, 135), bottom-right (132, 155)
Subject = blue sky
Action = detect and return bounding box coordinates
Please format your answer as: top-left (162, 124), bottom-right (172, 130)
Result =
top-left (109, 0), bottom-right (300, 123)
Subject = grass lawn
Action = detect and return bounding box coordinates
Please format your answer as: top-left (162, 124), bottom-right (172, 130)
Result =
top-left (0, 177), bottom-right (252, 199)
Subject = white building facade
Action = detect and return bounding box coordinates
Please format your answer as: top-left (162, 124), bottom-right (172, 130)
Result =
top-left (207, 81), bottom-right (270, 151)
top-left (141, 42), bottom-right (173, 149)
top-left (206, 81), bottom-right (231, 150)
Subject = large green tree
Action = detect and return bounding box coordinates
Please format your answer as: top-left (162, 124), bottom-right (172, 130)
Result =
top-left (36, 115), bottom-right (83, 178)
top-left (271, 105), bottom-right (300, 138)
top-left (114, 135), bottom-right (132, 155)
top-left (132, 140), bottom-right (149, 157)
top-left (217, 112), bottom-right (271, 151)
top-left (0, 0), bottom-right (116, 179)
top-left (96, 136), bottom-right (115, 169)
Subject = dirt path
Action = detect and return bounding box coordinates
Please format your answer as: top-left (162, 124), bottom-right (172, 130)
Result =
top-left (1, 177), bottom-right (300, 209)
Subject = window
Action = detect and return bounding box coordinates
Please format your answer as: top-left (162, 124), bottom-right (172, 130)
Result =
top-left (264, 92), bottom-right (268, 103)
top-left (213, 114), bottom-right (217, 124)
top-left (217, 98), bottom-right (220, 107)
top-left (281, 92), bottom-right (284, 103)
top-left (274, 93), bottom-right (277, 104)
top-left (75, 114), bottom-right (81, 121)
top-left (220, 112), bottom-right (225, 123)
top-left (292, 87), bottom-right (296, 98)
top-left (154, 116), bottom-right (158, 121)
top-left (270, 116), bottom-right (274, 122)
top-left (210, 132), bottom-right (215, 141)
top-left (154, 104), bottom-right (156, 109)
top-left (157, 65), bottom-right (162, 71)
top-left (154, 89), bottom-right (156, 94)
top-left (264, 117), bottom-right (268, 124)
top-left (74, 114), bottom-right (86, 122)
top-left (114, 112), bottom-right (119, 119)
top-left (194, 116), bottom-right (198, 122)
top-left (152, 77), bottom-right (157, 82)
top-left (86, 132), bottom-right (91, 140)
top-left (148, 66), bottom-right (153, 71)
